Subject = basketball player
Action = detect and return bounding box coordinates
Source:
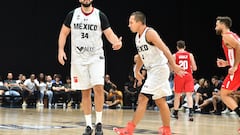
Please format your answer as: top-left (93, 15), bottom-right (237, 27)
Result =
top-left (58, 0), bottom-right (122, 134)
top-left (171, 40), bottom-right (197, 121)
top-left (113, 11), bottom-right (185, 135)
top-left (215, 16), bottom-right (240, 133)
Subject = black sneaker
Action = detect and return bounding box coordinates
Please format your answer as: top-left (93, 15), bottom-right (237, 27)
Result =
top-left (83, 126), bottom-right (93, 135)
top-left (171, 110), bottom-right (178, 119)
top-left (95, 123), bottom-right (103, 135)
top-left (189, 112), bottom-right (194, 121)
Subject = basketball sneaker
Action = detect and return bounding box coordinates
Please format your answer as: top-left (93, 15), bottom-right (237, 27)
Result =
top-left (189, 112), bottom-right (194, 121)
top-left (188, 108), bottom-right (194, 121)
top-left (158, 126), bottom-right (172, 135)
top-left (95, 123), bottom-right (103, 135)
top-left (83, 126), bottom-right (93, 135)
top-left (113, 122), bottom-right (135, 135)
top-left (171, 110), bottom-right (178, 119)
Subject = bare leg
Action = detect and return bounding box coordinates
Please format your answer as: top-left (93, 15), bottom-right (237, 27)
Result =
top-left (220, 89), bottom-right (238, 111)
top-left (199, 100), bottom-right (211, 108)
top-left (212, 95), bottom-right (218, 111)
top-left (131, 94), bottom-right (149, 125)
top-left (186, 92), bottom-right (193, 108)
top-left (155, 97), bottom-right (171, 126)
top-left (81, 89), bottom-right (92, 115)
top-left (173, 93), bottom-right (181, 110)
top-left (93, 85), bottom-right (104, 112)
top-left (194, 93), bottom-right (202, 106)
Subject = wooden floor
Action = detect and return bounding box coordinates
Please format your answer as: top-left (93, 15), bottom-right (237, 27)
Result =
top-left (0, 106), bottom-right (239, 135)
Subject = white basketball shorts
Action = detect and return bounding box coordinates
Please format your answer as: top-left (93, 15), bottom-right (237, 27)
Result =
top-left (71, 55), bottom-right (105, 90)
top-left (141, 64), bottom-right (172, 100)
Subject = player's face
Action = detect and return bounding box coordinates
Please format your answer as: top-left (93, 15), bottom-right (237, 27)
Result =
top-left (80, 0), bottom-right (93, 7)
top-left (215, 20), bottom-right (223, 35)
top-left (128, 16), bottom-right (138, 33)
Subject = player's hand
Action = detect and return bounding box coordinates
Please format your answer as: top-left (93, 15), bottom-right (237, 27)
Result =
top-left (216, 58), bottom-right (228, 67)
top-left (173, 64), bottom-right (186, 77)
top-left (228, 66), bottom-right (237, 75)
top-left (135, 72), bottom-right (144, 86)
top-left (58, 50), bottom-right (67, 65)
top-left (112, 37), bottom-right (122, 50)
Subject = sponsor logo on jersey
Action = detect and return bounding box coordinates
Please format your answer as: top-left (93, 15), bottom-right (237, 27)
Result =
top-left (76, 46), bottom-right (94, 53)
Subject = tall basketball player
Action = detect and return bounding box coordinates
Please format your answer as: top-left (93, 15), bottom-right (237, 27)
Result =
top-left (58, 0), bottom-right (122, 134)
top-left (215, 16), bottom-right (240, 133)
top-left (171, 40), bottom-right (197, 121)
top-left (113, 11), bottom-right (185, 135)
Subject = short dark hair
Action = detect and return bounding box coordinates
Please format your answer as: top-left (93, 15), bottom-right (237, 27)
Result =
top-left (216, 16), bottom-right (232, 28)
top-left (211, 75), bottom-right (219, 80)
top-left (176, 40), bottom-right (186, 49)
top-left (130, 11), bottom-right (146, 24)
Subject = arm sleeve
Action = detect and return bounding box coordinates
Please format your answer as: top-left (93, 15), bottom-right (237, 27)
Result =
top-left (99, 11), bottom-right (110, 31)
top-left (63, 10), bottom-right (74, 28)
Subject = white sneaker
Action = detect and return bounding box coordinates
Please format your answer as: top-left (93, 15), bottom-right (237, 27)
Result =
top-left (229, 111), bottom-right (236, 115)
top-left (39, 103), bottom-right (44, 107)
top-left (182, 103), bottom-right (188, 108)
top-left (195, 108), bottom-right (201, 112)
top-left (221, 108), bottom-right (230, 114)
top-left (22, 102), bottom-right (27, 108)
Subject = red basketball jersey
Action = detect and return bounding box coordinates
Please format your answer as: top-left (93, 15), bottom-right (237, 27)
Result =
top-left (222, 32), bottom-right (240, 68)
top-left (175, 50), bottom-right (192, 73)
top-left (221, 32), bottom-right (240, 90)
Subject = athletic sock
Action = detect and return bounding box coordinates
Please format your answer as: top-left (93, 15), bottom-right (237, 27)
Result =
top-left (85, 114), bottom-right (92, 128)
top-left (95, 111), bottom-right (102, 124)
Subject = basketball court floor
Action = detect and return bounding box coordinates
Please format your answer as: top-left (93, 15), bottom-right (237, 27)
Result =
top-left (0, 107), bottom-right (239, 135)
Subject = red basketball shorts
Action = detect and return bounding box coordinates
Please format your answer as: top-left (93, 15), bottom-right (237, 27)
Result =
top-left (222, 68), bottom-right (240, 91)
top-left (174, 73), bottom-right (194, 93)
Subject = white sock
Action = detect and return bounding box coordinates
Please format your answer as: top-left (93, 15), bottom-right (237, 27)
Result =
top-left (85, 114), bottom-right (92, 128)
top-left (95, 111), bottom-right (102, 124)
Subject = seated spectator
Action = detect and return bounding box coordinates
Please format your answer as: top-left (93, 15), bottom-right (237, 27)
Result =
top-left (0, 75), bottom-right (6, 105)
top-left (194, 78), bottom-right (205, 109)
top-left (45, 75), bottom-right (54, 108)
top-left (105, 89), bottom-right (123, 109)
top-left (3, 72), bottom-right (21, 97)
top-left (52, 74), bottom-right (67, 107)
top-left (104, 74), bottom-right (117, 101)
top-left (195, 79), bottom-right (213, 112)
top-left (64, 76), bottom-right (76, 108)
top-left (37, 73), bottom-right (48, 107)
top-left (209, 75), bottom-right (223, 114)
top-left (0, 75), bottom-right (5, 95)
top-left (124, 75), bottom-right (138, 108)
top-left (21, 73), bottom-right (40, 108)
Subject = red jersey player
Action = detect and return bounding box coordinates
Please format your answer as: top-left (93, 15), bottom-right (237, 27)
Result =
top-left (171, 40), bottom-right (197, 121)
top-left (215, 16), bottom-right (240, 133)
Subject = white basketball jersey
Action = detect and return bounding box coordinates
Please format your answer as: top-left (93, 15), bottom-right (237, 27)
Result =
top-left (135, 27), bottom-right (168, 69)
top-left (70, 8), bottom-right (104, 64)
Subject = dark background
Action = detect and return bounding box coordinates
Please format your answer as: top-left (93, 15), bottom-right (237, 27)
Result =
top-left (1, 0), bottom-right (240, 90)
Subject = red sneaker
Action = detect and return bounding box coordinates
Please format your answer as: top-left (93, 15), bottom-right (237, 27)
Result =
top-left (158, 126), bottom-right (172, 135)
top-left (113, 122), bottom-right (135, 135)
